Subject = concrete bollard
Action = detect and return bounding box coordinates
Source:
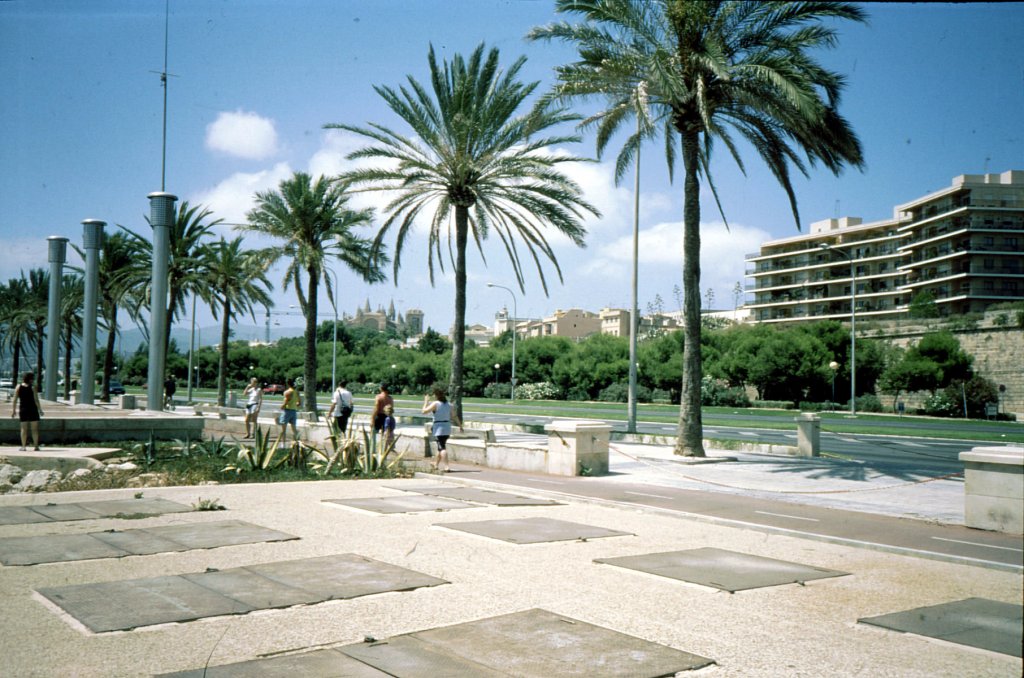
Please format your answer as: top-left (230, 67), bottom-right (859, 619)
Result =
top-left (959, 446), bottom-right (1024, 534)
top-left (227, 390), bottom-right (238, 408)
top-left (117, 394), bottom-right (136, 410)
top-left (794, 413), bottom-right (820, 457)
top-left (545, 419), bottom-right (611, 476)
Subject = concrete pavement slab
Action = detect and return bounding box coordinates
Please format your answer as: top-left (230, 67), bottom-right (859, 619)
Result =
top-left (595, 547), bottom-right (850, 592)
top-left (246, 553), bottom-right (449, 600)
top-left (0, 505), bottom-right (56, 525)
top-left (405, 608), bottom-right (713, 677)
top-left (859, 597), bottom-right (1024, 658)
top-left (340, 635), bottom-right (509, 677)
top-left (39, 553), bottom-right (448, 633)
top-left (323, 495), bottom-right (476, 514)
top-left (39, 574), bottom-right (254, 633)
top-left (438, 516), bottom-right (632, 544)
top-left (0, 532), bottom-right (128, 566)
top-left (0, 497), bottom-right (191, 526)
top-left (160, 648), bottom-right (391, 677)
top-left (388, 484), bottom-right (561, 506)
top-left (0, 520), bottom-right (297, 565)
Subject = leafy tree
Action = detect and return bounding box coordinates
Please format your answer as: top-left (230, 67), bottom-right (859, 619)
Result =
top-left (0, 277), bottom-right (32, 382)
top-left (914, 331), bottom-right (973, 386)
top-left (120, 202), bottom-right (219, 364)
top-left (908, 290), bottom-right (940, 319)
top-left (23, 268), bottom-right (49, 381)
top-left (198, 237), bottom-right (274, 406)
top-left (330, 43), bottom-right (597, 422)
top-left (532, 0), bottom-right (865, 455)
top-left (59, 274), bottom-right (84, 399)
top-left (417, 328), bottom-right (449, 355)
top-left (244, 171), bottom-right (386, 418)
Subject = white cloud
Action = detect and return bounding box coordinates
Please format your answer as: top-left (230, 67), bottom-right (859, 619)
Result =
top-left (190, 162), bottom-right (292, 225)
top-left (205, 110), bottom-right (279, 160)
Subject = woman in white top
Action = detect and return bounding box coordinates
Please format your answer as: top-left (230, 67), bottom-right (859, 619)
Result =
top-left (422, 387), bottom-right (461, 472)
top-left (242, 377), bottom-right (263, 438)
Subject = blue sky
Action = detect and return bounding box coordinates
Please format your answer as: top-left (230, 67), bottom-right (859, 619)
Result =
top-left (2, 1), bottom-right (1022, 339)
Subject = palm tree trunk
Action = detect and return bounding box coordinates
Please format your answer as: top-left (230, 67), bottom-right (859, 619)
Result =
top-left (304, 268), bottom-right (319, 421)
top-left (34, 331), bottom-right (44, 388)
top-left (217, 299), bottom-right (231, 407)
top-left (675, 129), bottom-right (706, 457)
top-left (12, 339), bottom-right (20, 384)
top-left (102, 320), bottom-right (116, 402)
top-left (449, 205), bottom-right (469, 422)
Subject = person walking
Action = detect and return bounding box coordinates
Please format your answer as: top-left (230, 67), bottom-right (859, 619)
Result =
top-left (278, 378), bottom-right (300, 446)
top-left (371, 383), bottom-right (393, 434)
top-left (242, 377), bottom-right (263, 438)
top-left (422, 387), bottom-right (460, 472)
top-left (326, 380), bottom-right (354, 436)
top-left (381, 404), bottom-right (396, 449)
top-left (163, 376), bottom-right (177, 410)
top-left (11, 372), bottom-right (43, 451)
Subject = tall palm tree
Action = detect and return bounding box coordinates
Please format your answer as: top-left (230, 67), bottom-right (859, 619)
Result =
top-left (94, 232), bottom-right (139, 401)
top-left (198, 236), bottom-right (273, 407)
top-left (0, 278), bottom-right (31, 382)
top-left (24, 268), bottom-right (49, 382)
top-left (121, 201), bottom-right (218, 364)
top-left (244, 171), bottom-right (385, 418)
top-left (60, 273), bottom-right (85, 399)
top-left (531, 0), bottom-right (865, 455)
top-left (328, 43), bottom-right (598, 420)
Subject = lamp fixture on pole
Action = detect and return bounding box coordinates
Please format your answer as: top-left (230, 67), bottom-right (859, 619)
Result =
top-left (487, 283), bottom-right (517, 402)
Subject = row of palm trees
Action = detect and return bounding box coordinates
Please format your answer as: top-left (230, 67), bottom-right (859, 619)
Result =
top-left (1, 2), bottom-right (867, 457)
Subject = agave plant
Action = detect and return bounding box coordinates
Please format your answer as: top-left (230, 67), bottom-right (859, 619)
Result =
top-left (222, 425), bottom-right (284, 474)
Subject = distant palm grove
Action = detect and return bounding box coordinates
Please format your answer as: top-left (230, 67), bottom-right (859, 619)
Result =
top-left (2, 2), bottom-right (905, 447)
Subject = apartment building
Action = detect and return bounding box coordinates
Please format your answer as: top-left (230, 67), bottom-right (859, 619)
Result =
top-left (520, 308), bottom-right (602, 340)
top-left (746, 171), bottom-right (1023, 323)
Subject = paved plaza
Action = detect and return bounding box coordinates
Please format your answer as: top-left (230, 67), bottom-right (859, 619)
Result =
top-left (0, 465), bottom-right (1020, 676)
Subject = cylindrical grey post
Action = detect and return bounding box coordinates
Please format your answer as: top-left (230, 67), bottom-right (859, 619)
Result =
top-left (80, 220), bottom-right (105, 405)
top-left (44, 236), bottom-right (69, 401)
top-left (147, 192), bottom-right (177, 411)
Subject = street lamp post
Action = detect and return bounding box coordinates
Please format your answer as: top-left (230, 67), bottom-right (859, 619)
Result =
top-left (487, 283), bottom-right (517, 402)
top-left (828, 360), bottom-right (839, 412)
top-left (820, 244), bottom-right (856, 416)
top-left (494, 363), bottom-right (500, 389)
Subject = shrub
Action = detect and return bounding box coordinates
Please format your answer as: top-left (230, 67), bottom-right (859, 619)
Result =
top-left (514, 382), bottom-right (562, 400)
top-left (596, 383), bottom-right (654, 403)
top-left (750, 399), bottom-right (796, 410)
top-left (700, 377), bottom-right (751, 407)
top-left (650, 388), bottom-right (673, 404)
top-left (854, 394), bottom-right (883, 413)
top-left (482, 382), bottom-right (512, 400)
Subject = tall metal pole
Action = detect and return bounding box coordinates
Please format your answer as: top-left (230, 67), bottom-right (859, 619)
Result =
top-left (147, 192), bottom-right (177, 411)
top-left (821, 244), bottom-right (856, 416)
top-left (186, 293), bottom-right (196, 402)
top-left (44, 236), bottom-right (69, 401)
top-left (627, 113), bottom-right (641, 433)
top-left (487, 283), bottom-right (517, 402)
top-left (80, 220), bottom-right (105, 404)
top-left (159, 0), bottom-right (170, 191)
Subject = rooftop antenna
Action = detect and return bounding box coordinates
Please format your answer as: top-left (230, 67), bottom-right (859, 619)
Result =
top-left (149, 0), bottom-right (177, 191)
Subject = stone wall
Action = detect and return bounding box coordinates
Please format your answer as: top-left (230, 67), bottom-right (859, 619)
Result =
top-left (862, 311), bottom-right (1023, 417)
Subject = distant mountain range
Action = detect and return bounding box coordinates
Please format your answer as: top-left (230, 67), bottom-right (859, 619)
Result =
top-left (108, 323), bottom-right (307, 356)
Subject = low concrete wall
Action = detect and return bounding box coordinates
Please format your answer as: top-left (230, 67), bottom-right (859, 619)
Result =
top-left (0, 414), bottom-right (205, 445)
top-left (959, 446), bottom-right (1024, 534)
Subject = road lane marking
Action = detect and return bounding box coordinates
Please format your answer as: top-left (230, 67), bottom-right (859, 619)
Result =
top-left (739, 432), bottom-right (757, 436)
top-left (532, 479), bottom-right (565, 485)
top-left (624, 491), bottom-right (673, 500)
top-left (899, 441), bottom-right (927, 447)
top-left (754, 511), bottom-right (820, 522)
top-left (931, 537), bottom-right (1023, 552)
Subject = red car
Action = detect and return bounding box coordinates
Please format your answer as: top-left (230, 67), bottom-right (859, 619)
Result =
top-left (262, 383), bottom-right (285, 395)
